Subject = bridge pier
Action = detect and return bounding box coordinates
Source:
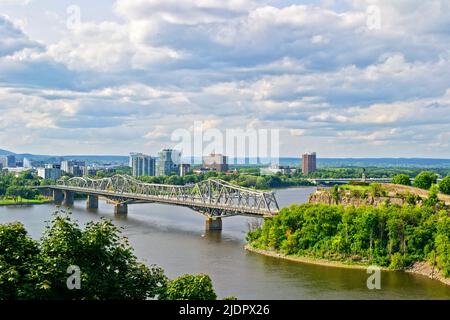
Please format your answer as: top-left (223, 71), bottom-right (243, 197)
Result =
top-left (114, 203), bottom-right (128, 215)
top-left (86, 195), bottom-right (98, 210)
top-left (53, 189), bottom-right (63, 204)
top-left (62, 191), bottom-right (74, 207)
top-left (205, 217), bottom-right (222, 231)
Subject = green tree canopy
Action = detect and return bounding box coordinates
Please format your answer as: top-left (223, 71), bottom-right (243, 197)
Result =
top-left (0, 212), bottom-right (168, 300)
top-left (165, 274), bottom-right (217, 300)
top-left (392, 174), bottom-right (411, 186)
top-left (438, 176), bottom-right (450, 195)
top-left (413, 171), bottom-right (438, 190)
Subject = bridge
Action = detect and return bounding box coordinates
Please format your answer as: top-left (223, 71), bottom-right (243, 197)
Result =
top-left (39, 175), bottom-right (279, 231)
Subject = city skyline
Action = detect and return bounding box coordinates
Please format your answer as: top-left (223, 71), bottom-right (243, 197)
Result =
top-left (1, 1), bottom-right (450, 157)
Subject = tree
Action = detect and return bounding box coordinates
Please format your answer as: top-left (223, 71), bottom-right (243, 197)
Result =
top-left (424, 185), bottom-right (440, 207)
top-left (392, 174), bottom-right (411, 186)
top-left (165, 274), bottom-right (217, 300)
top-left (439, 176), bottom-right (450, 195)
top-left (0, 211), bottom-right (168, 299)
top-left (0, 222), bottom-right (40, 299)
top-left (413, 171), bottom-right (438, 190)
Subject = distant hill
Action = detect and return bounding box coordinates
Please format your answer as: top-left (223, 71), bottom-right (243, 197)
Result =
top-left (0, 149), bottom-right (14, 156)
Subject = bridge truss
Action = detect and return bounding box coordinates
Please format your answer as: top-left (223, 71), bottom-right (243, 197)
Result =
top-left (55, 175), bottom-right (279, 218)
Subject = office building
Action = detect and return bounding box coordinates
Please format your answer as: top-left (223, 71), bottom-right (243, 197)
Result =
top-left (83, 167), bottom-right (98, 177)
top-left (61, 160), bottom-right (85, 176)
top-left (0, 155), bottom-right (16, 168)
top-left (302, 152), bottom-right (317, 175)
top-left (38, 165), bottom-right (61, 180)
top-left (202, 153), bottom-right (228, 172)
top-left (23, 158), bottom-right (32, 168)
top-left (156, 149), bottom-right (181, 176)
top-left (131, 153), bottom-right (156, 177)
top-left (179, 164), bottom-right (191, 176)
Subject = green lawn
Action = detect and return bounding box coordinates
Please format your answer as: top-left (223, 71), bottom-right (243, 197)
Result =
top-left (0, 197), bottom-right (51, 205)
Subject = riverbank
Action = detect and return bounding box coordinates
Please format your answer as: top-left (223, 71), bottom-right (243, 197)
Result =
top-left (0, 199), bottom-right (53, 206)
top-left (245, 245), bottom-right (450, 286)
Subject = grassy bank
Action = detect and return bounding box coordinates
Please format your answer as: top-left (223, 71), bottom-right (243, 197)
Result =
top-left (0, 197), bottom-right (52, 206)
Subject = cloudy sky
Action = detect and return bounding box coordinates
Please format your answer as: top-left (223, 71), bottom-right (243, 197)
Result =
top-left (0, 0), bottom-right (449, 157)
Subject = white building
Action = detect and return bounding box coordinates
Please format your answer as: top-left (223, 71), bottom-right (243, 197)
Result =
top-left (38, 167), bottom-right (61, 180)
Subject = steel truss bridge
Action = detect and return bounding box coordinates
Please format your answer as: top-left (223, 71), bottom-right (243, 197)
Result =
top-left (47, 175), bottom-right (279, 219)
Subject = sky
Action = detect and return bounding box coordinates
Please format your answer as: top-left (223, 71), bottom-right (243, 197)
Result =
top-left (0, 0), bottom-right (449, 157)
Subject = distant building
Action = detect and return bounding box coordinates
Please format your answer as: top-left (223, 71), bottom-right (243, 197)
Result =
top-left (131, 153), bottom-right (155, 177)
top-left (202, 153), bottom-right (229, 172)
top-left (179, 164), bottom-right (191, 176)
top-left (302, 152), bottom-right (317, 175)
top-left (0, 155), bottom-right (16, 168)
top-left (61, 160), bottom-right (70, 173)
top-left (156, 149), bottom-right (181, 176)
top-left (193, 167), bottom-right (211, 175)
top-left (23, 158), bottom-right (32, 168)
top-left (83, 167), bottom-right (98, 177)
top-left (129, 152), bottom-right (139, 167)
top-left (61, 160), bottom-right (85, 176)
top-left (38, 166), bottom-right (61, 180)
top-left (261, 164), bottom-right (296, 175)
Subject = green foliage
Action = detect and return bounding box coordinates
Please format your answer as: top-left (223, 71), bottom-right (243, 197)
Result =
top-left (392, 174), bottom-right (411, 186)
top-left (165, 274), bottom-right (217, 300)
top-left (0, 212), bottom-right (223, 300)
top-left (424, 185), bottom-right (440, 207)
top-left (223, 296), bottom-right (238, 300)
top-left (438, 176), bottom-right (450, 195)
top-left (331, 185), bottom-right (340, 204)
top-left (0, 222), bottom-right (40, 299)
top-left (0, 211), bottom-right (168, 300)
top-left (435, 212), bottom-right (450, 277)
top-left (248, 204), bottom-right (448, 276)
top-left (413, 171), bottom-right (438, 190)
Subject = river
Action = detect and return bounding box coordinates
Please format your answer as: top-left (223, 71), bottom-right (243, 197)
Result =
top-left (1, 187), bottom-right (449, 299)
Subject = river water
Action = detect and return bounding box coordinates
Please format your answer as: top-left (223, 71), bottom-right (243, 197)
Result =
top-left (1, 187), bottom-right (449, 300)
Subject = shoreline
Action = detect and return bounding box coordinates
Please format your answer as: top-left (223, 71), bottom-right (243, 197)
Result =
top-left (244, 244), bottom-right (450, 286)
top-left (0, 200), bottom-right (53, 207)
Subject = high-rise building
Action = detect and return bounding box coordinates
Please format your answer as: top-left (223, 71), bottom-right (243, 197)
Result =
top-left (23, 158), bottom-right (32, 168)
top-left (179, 164), bottom-right (191, 176)
top-left (131, 153), bottom-right (155, 177)
top-left (156, 149), bottom-right (181, 176)
top-left (0, 155), bottom-right (16, 168)
top-left (60, 160), bottom-right (85, 176)
top-left (202, 153), bottom-right (229, 172)
top-left (38, 165), bottom-right (61, 180)
top-left (302, 152), bottom-right (317, 175)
